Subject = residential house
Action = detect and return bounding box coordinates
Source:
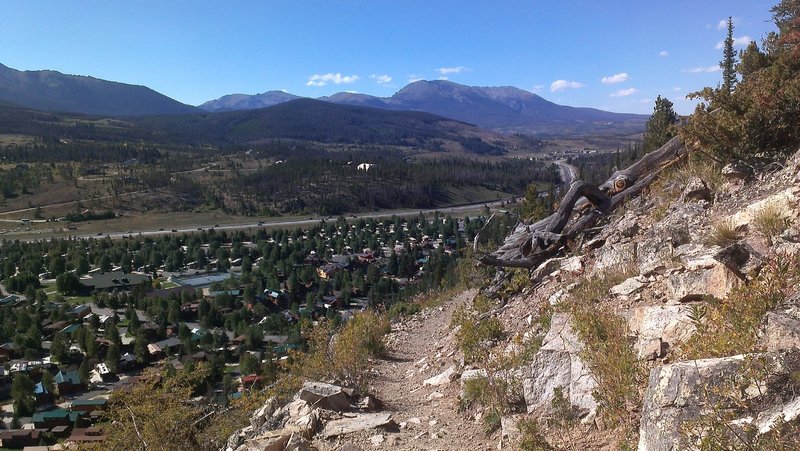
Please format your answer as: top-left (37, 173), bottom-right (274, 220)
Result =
top-left (0, 342), bottom-right (20, 361)
top-left (316, 263), bottom-right (338, 280)
top-left (33, 382), bottom-right (53, 405)
top-left (0, 429), bottom-right (46, 448)
top-left (0, 294), bottom-right (20, 307)
top-left (147, 343), bottom-right (165, 360)
top-left (32, 408), bottom-right (85, 428)
top-left (68, 305), bottom-right (92, 320)
top-left (70, 398), bottom-right (108, 413)
top-left (240, 374), bottom-right (265, 390)
top-left (155, 337), bottom-right (182, 355)
top-left (78, 271), bottom-right (150, 294)
top-left (55, 370), bottom-right (84, 394)
top-left (118, 352), bottom-right (137, 370)
top-left (65, 427), bottom-right (106, 445)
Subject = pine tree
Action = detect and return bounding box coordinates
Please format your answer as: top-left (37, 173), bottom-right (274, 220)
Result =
top-left (737, 41), bottom-right (768, 81)
top-left (78, 359), bottom-right (91, 384)
top-left (643, 96), bottom-right (678, 153)
top-left (720, 16), bottom-right (738, 95)
top-left (11, 373), bottom-right (35, 416)
top-left (106, 343), bottom-right (121, 372)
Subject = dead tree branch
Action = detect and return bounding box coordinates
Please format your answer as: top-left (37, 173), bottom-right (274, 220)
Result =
top-left (475, 135), bottom-right (688, 269)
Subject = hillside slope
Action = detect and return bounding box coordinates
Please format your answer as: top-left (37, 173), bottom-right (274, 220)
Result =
top-left (135, 98), bottom-right (498, 147)
top-left (198, 91), bottom-right (302, 112)
top-left (226, 147), bottom-right (800, 450)
top-left (0, 63), bottom-right (198, 116)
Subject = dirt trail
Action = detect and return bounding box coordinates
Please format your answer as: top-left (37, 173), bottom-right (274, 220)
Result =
top-left (323, 289), bottom-right (500, 450)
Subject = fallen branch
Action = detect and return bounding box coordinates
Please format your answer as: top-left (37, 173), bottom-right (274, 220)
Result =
top-left (475, 135), bottom-right (688, 269)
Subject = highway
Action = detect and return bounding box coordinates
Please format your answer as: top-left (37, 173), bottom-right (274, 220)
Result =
top-left (36, 197), bottom-right (515, 242)
top-left (555, 160), bottom-right (579, 188)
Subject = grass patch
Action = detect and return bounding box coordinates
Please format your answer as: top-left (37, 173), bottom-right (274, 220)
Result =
top-left (564, 267), bottom-right (644, 442)
top-left (568, 298), bottom-right (644, 429)
top-left (159, 280), bottom-right (180, 289)
top-left (66, 295), bottom-right (95, 305)
top-left (673, 155), bottom-right (725, 193)
top-left (451, 294), bottom-right (505, 364)
top-left (645, 154), bottom-right (722, 222)
top-left (453, 293), bottom-right (542, 435)
top-left (705, 218), bottom-right (741, 247)
top-left (752, 202), bottom-right (791, 245)
top-left (274, 310), bottom-right (391, 396)
top-left (681, 253), bottom-right (800, 359)
top-left (518, 417), bottom-right (555, 450)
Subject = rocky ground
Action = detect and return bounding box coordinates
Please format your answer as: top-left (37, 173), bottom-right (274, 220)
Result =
top-left (224, 149), bottom-right (800, 451)
top-left (349, 288), bottom-right (497, 450)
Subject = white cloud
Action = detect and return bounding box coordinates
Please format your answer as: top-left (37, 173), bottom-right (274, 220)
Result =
top-left (408, 75), bottom-right (424, 83)
top-left (639, 98), bottom-right (653, 104)
top-left (601, 72), bottom-right (629, 85)
top-left (438, 76), bottom-right (449, 81)
top-left (550, 79), bottom-right (585, 92)
top-left (715, 35), bottom-right (752, 49)
top-left (659, 50), bottom-right (669, 57)
top-left (305, 73), bottom-right (360, 87)
top-left (531, 84), bottom-right (545, 93)
top-left (684, 65), bottom-right (721, 73)
top-left (435, 66), bottom-right (468, 75)
top-left (673, 86), bottom-right (682, 92)
top-left (610, 88), bottom-right (639, 97)
top-left (369, 74), bottom-right (392, 84)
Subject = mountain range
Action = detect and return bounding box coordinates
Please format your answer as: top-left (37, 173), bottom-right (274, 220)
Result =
top-left (0, 63), bottom-right (197, 116)
top-left (0, 63), bottom-right (646, 135)
top-left (202, 80), bottom-right (647, 134)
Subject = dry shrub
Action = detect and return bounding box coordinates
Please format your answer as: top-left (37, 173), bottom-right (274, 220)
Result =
top-left (451, 294), bottom-right (505, 364)
top-left (706, 218), bottom-right (741, 246)
top-left (279, 310), bottom-right (390, 395)
top-left (564, 267), bottom-right (645, 444)
top-left (681, 253), bottom-right (800, 359)
top-left (753, 202), bottom-right (792, 244)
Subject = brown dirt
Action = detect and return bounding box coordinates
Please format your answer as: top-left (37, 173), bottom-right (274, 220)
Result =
top-left (315, 289), bottom-right (501, 450)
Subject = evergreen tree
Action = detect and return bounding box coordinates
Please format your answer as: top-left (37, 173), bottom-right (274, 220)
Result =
top-left (134, 334), bottom-right (149, 364)
top-left (643, 96), bottom-right (678, 153)
top-left (51, 332), bottom-right (71, 363)
top-left (737, 41), bottom-right (768, 81)
top-left (78, 359), bottom-right (91, 385)
top-left (720, 16), bottom-right (738, 95)
top-left (11, 373), bottom-right (35, 416)
top-left (106, 343), bottom-right (121, 372)
top-left (41, 370), bottom-right (56, 397)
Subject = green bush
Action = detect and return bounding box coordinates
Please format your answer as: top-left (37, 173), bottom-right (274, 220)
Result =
top-left (681, 2), bottom-right (800, 163)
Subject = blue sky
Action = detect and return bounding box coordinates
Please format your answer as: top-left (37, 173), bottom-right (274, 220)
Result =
top-left (0, 1), bottom-right (777, 114)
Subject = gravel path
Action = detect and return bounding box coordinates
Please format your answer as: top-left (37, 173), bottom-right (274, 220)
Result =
top-left (320, 289), bottom-right (501, 450)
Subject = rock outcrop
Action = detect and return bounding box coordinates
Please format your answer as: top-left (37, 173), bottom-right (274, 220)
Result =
top-left (522, 314), bottom-right (598, 421)
top-left (638, 355), bottom-right (748, 451)
top-left (225, 382), bottom-right (394, 451)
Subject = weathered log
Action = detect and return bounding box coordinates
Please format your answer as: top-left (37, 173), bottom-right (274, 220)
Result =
top-left (475, 135), bottom-right (688, 269)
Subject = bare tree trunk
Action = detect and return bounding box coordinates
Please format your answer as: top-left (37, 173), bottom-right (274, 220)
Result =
top-left (475, 135), bottom-right (688, 269)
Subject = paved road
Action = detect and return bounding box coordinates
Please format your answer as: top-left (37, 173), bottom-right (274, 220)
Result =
top-left (555, 160), bottom-right (579, 188)
top-left (44, 197), bottom-right (513, 242)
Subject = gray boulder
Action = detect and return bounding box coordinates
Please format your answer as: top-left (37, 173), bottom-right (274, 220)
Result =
top-left (299, 381), bottom-right (353, 412)
top-left (638, 355), bottom-right (746, 451)
top-left (627, 305), bottom-right (696, 360)
top-left (522, 314), bottom-right (598, 420)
